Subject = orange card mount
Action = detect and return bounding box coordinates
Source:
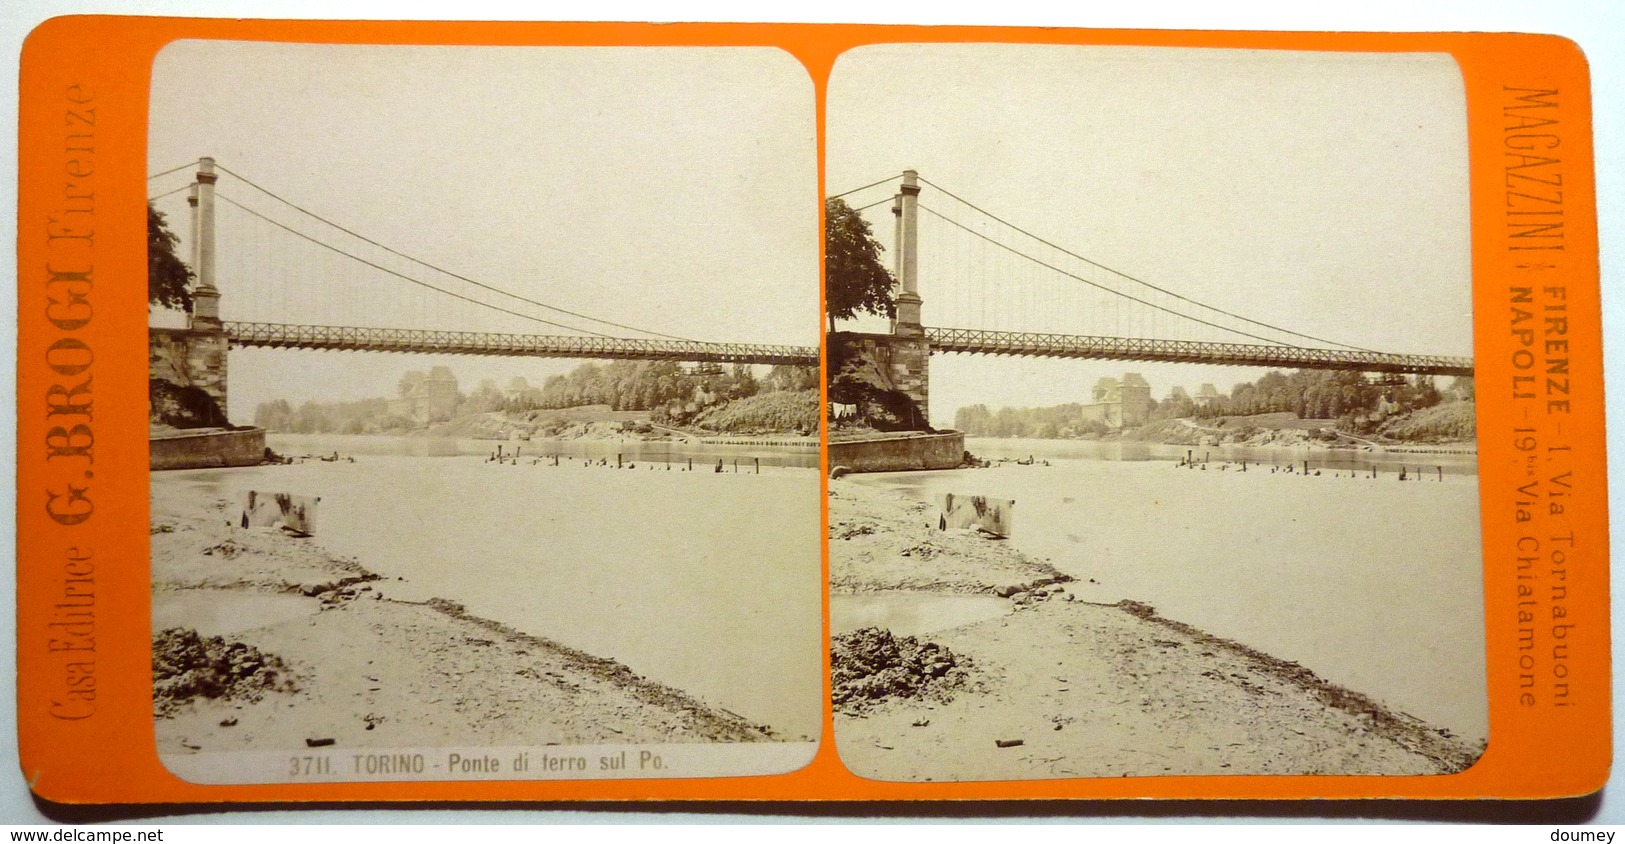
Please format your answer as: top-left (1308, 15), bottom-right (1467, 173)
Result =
top-left (15, 17), bottom-right (1607, 805)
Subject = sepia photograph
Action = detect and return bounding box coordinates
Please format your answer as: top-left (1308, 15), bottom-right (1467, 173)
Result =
top-left (145, 41), bottom-right (821, 783)
top-left (824, 44), bottom-right (1486, 781)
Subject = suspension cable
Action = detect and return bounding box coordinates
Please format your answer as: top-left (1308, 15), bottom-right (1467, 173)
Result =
top-left (147, 162), bottom-right (195, 181)
top-left (917, 175), bottom-right (1371, 351)
top-left (212, 163), bottom-right (694, 341)
top-left (828, 175), bottom-right (899, 201)
top-left (921, 204), bottom-right (1296, 347)
top-left (850, 196), bottom-right (895, 214)
top-left (148, 183), bottom-right (191, 203)
top-left (216, 193), bottom-right (620, 338)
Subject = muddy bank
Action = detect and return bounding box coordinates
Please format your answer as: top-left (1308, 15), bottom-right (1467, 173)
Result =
top-left (829, 483), bottom-right (1069, 595)
top-left (832, 627), bottom-right (974, 715)
top-left (166, 457), bottom-right (820, 738)
top-left (151, 480), bottom-right (776, 757)
top-left (827, 478), bottom-right (1483, 781)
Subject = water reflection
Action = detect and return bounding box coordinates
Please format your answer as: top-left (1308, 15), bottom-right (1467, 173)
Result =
top-left (831, 591), bottom-right (1011, 638)
top-left (966, 435), bottom-right (1477, 477)
top-left (268, 432), bottom-right (819, 468)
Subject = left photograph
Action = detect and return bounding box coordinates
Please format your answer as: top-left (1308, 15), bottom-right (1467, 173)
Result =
top-left (145, 41), bottom-right (822, 783)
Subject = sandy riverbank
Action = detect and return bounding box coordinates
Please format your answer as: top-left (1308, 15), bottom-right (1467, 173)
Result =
top-left (151, 479), bottom-right (777, 760)
top-left (828, 481), bottom-right (1483, 782)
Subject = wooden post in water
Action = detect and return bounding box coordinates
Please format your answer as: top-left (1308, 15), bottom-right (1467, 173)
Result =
top-left (755, 457), bottom-right (760, 474)
top-left (1302, 459), bottom-right (1308, 476)
top-left (688, 457), bottom-right (693, 471)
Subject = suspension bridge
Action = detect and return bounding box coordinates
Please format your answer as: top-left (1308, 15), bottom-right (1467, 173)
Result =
top-left (828, 170), bottom-right (1473, 416)
top-left (147, 157), bottom-right (820, 415)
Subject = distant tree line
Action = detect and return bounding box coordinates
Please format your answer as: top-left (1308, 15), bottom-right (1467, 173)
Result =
top-left (954, 371), bottom-right (1474, 438)
top-left (250, 361), bottom-right (819, 434)
top-left (1181, 370), bottom-right (1469, 433)
top-left (953, 404), bottom-right (1112, 439)
top-left (523, 360), bottom-right (815, 426)
top-left (253, 397), bottom-right (403, 435)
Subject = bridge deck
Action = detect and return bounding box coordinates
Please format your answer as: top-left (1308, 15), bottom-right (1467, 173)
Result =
top-left (925, 327), bottom-right (1473, 376)
top-left (224, 322), bottom-right (818, 366)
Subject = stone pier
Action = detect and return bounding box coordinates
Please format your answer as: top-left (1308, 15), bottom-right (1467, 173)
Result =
top-left (150, 157), bottom-right (230, 419)
top-left (149, 325), bottom-right (229, 416)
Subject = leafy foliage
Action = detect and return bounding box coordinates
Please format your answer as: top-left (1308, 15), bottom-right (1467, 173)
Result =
top-left (250, 361), bottom-right (821, 435)
top-left (252, 396), bottom-right (401, 435)
top-left (148, 203), bottom-right (193, 312)
top-left (826, 333), bottom-right (928, 432)
top-left (1376, 401), bottom-right (1476, 442)
top-left (689, 389), bottom-right (818, 434)
top-left (149, 379), bottom-right (228, 429)
top-left (952, 370), bottom-right (1464, 440)
top-left (954, 403), bottom-right (1111, 439)
top-left (825, 197), bottom-right (895, 331)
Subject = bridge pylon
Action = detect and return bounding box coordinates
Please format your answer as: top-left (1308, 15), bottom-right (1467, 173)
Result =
top-left (884, 169), bottom-right (931, 421)
top-left (188, 156), bottom-right (223, 329)
top-left (149, 156), bottom-right (230, 422)
top-left (893, 169), bottom-right (924, 337)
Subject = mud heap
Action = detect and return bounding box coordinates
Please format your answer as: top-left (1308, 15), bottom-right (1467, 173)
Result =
top-left (832, 627), bottom-right (972, 714)
top-left (153, 627), bottom-right (299, 718)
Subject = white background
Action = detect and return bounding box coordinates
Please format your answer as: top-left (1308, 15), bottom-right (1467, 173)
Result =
top-left (1, 0), bottom-right (1622, 828)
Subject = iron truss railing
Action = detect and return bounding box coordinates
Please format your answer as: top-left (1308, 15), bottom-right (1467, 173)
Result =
top-left (923, 327), bottom-right (1474, 376)
top-left (224, 322), bottom-right (818, 366)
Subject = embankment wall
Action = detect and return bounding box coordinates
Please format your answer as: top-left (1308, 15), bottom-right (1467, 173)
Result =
top-left (828, 431), bottom-right (964, 473)
top-left (151, 427), bottom-right (266, 471)
top-left (150, 326), bottom-right (229, 416)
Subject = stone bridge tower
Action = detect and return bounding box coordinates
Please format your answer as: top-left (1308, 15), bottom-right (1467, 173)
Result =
top-left (149, 157), bottom-right (230, 421)
top-left (828, 170), bottom-right (933, 429)
top-left (885, 170), bottom-right (931, 416)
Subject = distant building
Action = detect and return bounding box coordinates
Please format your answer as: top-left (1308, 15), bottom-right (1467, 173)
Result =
top-left (388, 366), bottom-right (461, 424)
top-left (1193, 383), bottom-right (1221, 409)
top-left (688, 362), bottom-right (724, 377)
top-left (1168, 385), bottom-right (1191, 402)
top-left (1079, 371), bottom-right (1154, 428)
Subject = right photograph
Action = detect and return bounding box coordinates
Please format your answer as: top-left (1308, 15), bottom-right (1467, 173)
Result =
top-left (824, 43), bottom-right (1486, 781)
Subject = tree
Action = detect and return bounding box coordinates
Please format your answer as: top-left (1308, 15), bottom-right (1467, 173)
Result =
top-left (467, 378), bottom-right (505, 414)
top-left (252, 398), bottom-right (294, 432)
top-left (148, 203), bottom-right (193, 312)
top-left (397, 370), bottom-right (427, 398)
top-left (763, 364), bottom-right (818, 393)
top-left (824, 197), bottom-right (895, 332)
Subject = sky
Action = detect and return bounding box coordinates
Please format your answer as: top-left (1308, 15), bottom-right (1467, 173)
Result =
top-left (826, 44), bottom-right (1473, 427)
top-left (147, 42), bottom-right (818, 422)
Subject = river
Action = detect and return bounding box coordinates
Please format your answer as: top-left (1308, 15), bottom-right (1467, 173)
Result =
top-left (155, 433), bottom-right (822, 740)
top-left (267, 432), bottom-right (820, 468)
top-left (851, 435), bottom-right (1488, 745)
